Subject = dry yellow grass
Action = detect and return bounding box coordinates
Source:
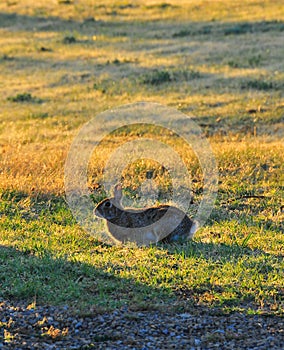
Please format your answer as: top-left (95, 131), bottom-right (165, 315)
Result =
top-left (0, 0), bottom-right (283, 318)
top-left (0, 0), bottom-right (283, 195)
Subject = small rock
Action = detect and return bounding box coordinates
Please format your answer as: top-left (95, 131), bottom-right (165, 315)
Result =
top-left (213, 329), bottom-right (225, 334)
top-left (180, 313), bottom-right (192, 319)
top-left (194, 338), bottom-right (201, 345)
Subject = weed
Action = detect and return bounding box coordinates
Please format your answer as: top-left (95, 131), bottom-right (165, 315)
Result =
top-left (28, 112), bottom-right (49, 120)
top-left (63, 36), bottom-right (77, 44)
top-left (224, 20), bottom-right (284, 35)
top-left (248, 55), bottom-right (262, 67)
top-left (241, 80), bottom-right (276, 91)
top-left (140, 68), bottom-right (201, 85)
top-left (58, 0), bottom-right (73, 4)
top-left (227, 60), bottom-right (240, 68)
top-left (228, 55), bottom-right (263, 68)
top-left (41, 325), bottom-right (69, 339)
top-left (7, 93), bottom-right (44, 103)
top-left (93, 80), bottom-right (115, 93)
top-left (173, 26), bottom-right (212, 37)
top-left (3, 330), bottom-right (15, 343)
top-left (112, 58), bottom-right (120, 65)
top-left (146, 3), bottom-right (177, 10)
top-left (1, 54), bottom-right (14, 61)
top-left (224, 23), bottom-right (253, 35)
top-left (141, 69), bottom-right (172, 85)
top-left (172, 29), bottom-right (192, 38)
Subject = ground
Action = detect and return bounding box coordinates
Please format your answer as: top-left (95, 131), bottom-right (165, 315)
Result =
top-left (0, 0), bottom-right (283, 348)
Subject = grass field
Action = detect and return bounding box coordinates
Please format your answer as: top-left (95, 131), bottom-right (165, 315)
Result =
top-left (0, 0), bottom-right (283, 317)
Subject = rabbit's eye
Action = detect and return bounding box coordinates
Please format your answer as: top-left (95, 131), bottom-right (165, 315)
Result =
top-left (104, 201), bottom-right (112, 208)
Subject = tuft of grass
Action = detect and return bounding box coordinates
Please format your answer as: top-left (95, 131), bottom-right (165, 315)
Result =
top-left (247, 54), bottom-right (263, 67)
top-left (228, 54), bottom-right (263, 68)
top-left (141, 69), bottom-right (172, 85)
top-left (145, 3), bottom-right (177, 10)
top-left (62, 35), bottom-right (77, 44)
top-left (241, 80), bottom-right (276, 91)
top-left (224, 20), bottom-right (284, 35)
top-left (7, 93), bottom-right (44, 103)
top-left (173, 26), bottom-right (212, 37)
top-left (224, 23), bottom-right (254, 35)
top-left (28, 112), bottom-right (49, 120)
top-left (1, 54), bottom-right (14, 61)
top-left (58, 0), bottom-right (74, 4)
top-left (140, 68), bottom-right (202, 85)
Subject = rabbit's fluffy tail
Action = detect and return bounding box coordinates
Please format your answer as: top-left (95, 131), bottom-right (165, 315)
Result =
top-left (189, 220), bottom-right (199, 237)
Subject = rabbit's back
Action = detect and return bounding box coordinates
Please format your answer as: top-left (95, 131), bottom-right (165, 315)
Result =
top-left (106, 204), bottom-right (194, 244)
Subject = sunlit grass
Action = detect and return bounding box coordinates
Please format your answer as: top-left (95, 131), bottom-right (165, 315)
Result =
top-left (0, 0), bottom-right (283, 315)
top-left (1, 0), bottom-right (284, 22)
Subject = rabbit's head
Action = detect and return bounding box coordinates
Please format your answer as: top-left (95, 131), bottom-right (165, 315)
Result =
top-left (94, 184), bottom-right (123, 221)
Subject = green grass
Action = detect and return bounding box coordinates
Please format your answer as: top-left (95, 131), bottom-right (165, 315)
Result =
top-left (0, 0), bottom-right (283, 316)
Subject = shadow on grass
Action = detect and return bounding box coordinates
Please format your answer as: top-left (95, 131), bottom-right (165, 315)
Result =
top-left (1, 188), bottom-right (283, 314)
top-left (0, 244), bottom-right (171, 312)
top-left (1, 11), bottom-right (284, 36)
top-left (1, 10), bottom-right (283, 107)
top-left (0, 189), bottom-right (169, 311)
top-left (163, 239), bottom-right (283, 263)
top-left (0, 12), bottom-right (86, 32)
top-left (1, 239), bottom-right (282, 314)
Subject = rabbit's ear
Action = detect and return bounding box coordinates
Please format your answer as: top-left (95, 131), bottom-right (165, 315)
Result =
top-left (114, 183), bottom-right (122, 202)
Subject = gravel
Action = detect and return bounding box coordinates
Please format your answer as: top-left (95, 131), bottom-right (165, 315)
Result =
top-left (0, 300), bottom-right (283, 349)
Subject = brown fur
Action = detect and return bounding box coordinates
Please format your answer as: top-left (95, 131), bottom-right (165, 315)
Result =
top-left (94, 184), bottom-right (197, 245)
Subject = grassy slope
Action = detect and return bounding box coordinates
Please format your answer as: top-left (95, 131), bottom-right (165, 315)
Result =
top-left (0, 0), bottom-right (283, 314)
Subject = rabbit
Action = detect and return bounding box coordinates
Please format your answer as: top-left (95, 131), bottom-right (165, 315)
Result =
top-left (94, 184), bottom-right (198, 246)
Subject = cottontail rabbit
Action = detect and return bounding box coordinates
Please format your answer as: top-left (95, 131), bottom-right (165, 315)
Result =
top-left (94, 184), bottom-right (198, 245)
